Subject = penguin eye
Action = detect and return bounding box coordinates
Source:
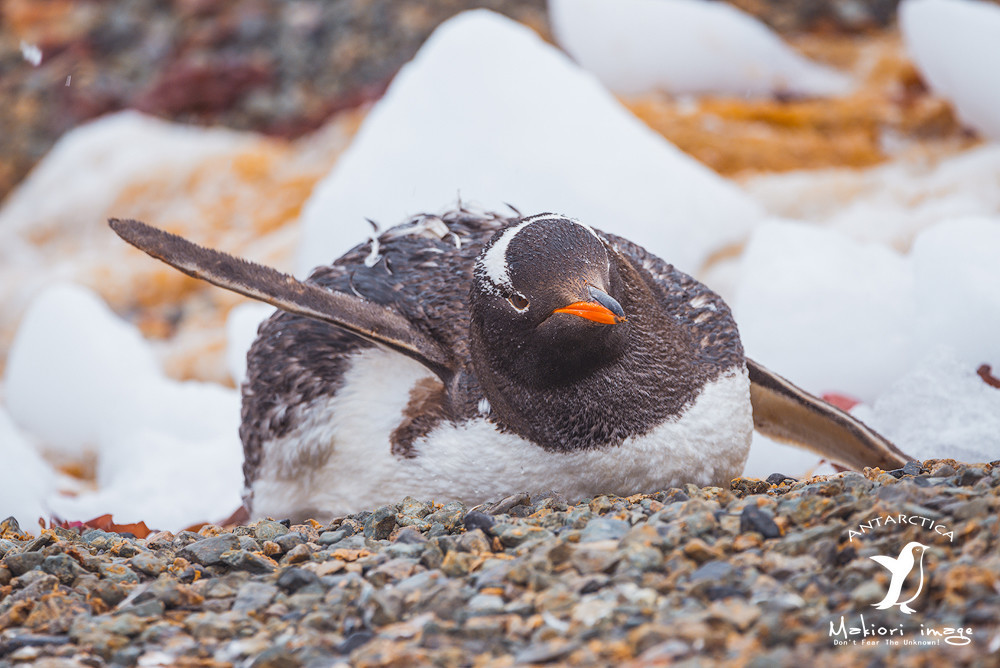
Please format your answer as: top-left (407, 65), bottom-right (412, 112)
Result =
top-left (507, 293), bottom-right (529, 312)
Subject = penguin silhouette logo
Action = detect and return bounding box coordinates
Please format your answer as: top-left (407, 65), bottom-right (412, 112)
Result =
top-left (870, 542), bottom-right (928, 614)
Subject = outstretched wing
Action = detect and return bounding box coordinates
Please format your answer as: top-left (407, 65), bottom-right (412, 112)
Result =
top-left (747, 358), bottom-right (912, 471)
top-left (109, 218), bottom-right (456, 382)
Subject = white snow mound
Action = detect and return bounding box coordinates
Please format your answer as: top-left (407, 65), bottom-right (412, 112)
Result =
top-left (549, 0), bottom-right (852, 97)
top-left (901, 0), bottom-right (1000, 140)
top-left (297, 9), bottom-right (762, 276)
top-left (0, 111), bottom-right (251, 240)
top-left (852, 349), bottom-right (1000, 464)
top-left (4, 283), bottom-right (243, 530)
top-left (226, 303), bottom-right (275, 386)
top-left (735, 220), bottom-right (915, 402)
top-left (0, 407), bottom-right (54, 534)
top-left (741, 143), bottom-right (1000, 249)
top-left (5, 283), bottom-right (164, 456)
top-left (735, 216), bottom-right (1000, 403)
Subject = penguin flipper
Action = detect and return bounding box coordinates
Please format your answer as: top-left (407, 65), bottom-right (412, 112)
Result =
top-left (747, 358), bottom-right (912, 471)
top-left (109, 218), bottom-right (456, 383)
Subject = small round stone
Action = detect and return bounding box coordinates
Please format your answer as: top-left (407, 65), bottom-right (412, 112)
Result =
top-left (254, 521), bottom-right (290, 543)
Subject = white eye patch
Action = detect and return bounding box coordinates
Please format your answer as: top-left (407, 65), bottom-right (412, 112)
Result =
top-left (475, 213), bottom-right (603, 296)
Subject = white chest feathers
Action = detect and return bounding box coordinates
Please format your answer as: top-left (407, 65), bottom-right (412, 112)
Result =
top-left (250, 348), bottom-right (753, 522)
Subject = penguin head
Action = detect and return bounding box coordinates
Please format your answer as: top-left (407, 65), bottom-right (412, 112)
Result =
top-left (470, 214), bottom-right (630, 387)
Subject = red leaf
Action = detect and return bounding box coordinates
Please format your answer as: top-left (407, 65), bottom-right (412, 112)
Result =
top-left (822, 392), bottom-right (860, 412)
top-left (978, 364), bottom-right (1000, 389)
top-left (51, 514), bottom-right (151, 539)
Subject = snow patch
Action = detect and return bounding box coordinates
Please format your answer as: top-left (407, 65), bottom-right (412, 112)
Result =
top-left (549, 0), bottom-right (852, 97)
top-left (19, 41), bottom-right (42, 66)
top-left (297, 9), bottom-right (761, 276)
top-left (736, 216), bottom-right (1000, 403)
top-left (852, 349), bottom-right (1000, 464)
top-left (5, 283), bottom-right (164, 456)
top-left (909, 217), bottom-right (1000, 363)
top-left (901, 0), bottom-right (1000, 140)
top-left (226, 303), bottom-right (275, 386)
top-left (0, 407), bottom-right (54, 534)
top-left (734, 220), bottom-right (916, 402)
top-left (0, 111), bottom-right (251, 241)
top-left (4, 284), bottom-right (243, 529)
top-left (741, 143), bottom-right (1000, 250)
top-left (742, 432), bottom-right (838, 480)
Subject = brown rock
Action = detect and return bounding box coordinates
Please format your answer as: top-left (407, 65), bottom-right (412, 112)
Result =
top-left (683, 538), bottom-right (723, 564)
top-left (23, 589), bottom-right (90, 634)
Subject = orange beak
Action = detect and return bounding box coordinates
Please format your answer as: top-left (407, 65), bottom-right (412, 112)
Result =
top-left (552, 285), bottom-right (626, 325)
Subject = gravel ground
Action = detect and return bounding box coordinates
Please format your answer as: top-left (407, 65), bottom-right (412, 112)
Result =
top-left (1, 459), bottom-right (998, 667)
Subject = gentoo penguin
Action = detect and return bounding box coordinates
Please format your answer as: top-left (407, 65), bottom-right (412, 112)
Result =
top-left (110, 210), bottom-right (910, 522)
top-left (871, 542), bottom-right (928, 614)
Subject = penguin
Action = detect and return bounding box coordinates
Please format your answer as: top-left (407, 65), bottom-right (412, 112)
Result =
top-left (109, 210), bottom-right (911, 522)
top-left (871, 541), bottom-right (928, 614)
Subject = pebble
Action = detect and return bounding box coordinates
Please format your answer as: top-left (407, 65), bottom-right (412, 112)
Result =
top-left (253, 521), bottom-right (289, 543)
top-left (466, 593), bottom-right (506, 616)
top-left (682, 538), bottom-right (722, 563)
top-left (492, 523), bottom-right (552, 547)
top-left (740, 504), bottom-right (782, 539)
top-left (363, 505), bottom-right (398, 540)
top-left (570, 541), bottom-right (621, 574)
top-left (579, 517), bottom-right (631, 543)
top-left (129, 552), bottom-right (168, 577)
top-left (96, 562), bottom-right (139, 585)
top-left (0, 461), bottom-right (996, 665)
top-left (276, 567), bottom-right (319, 593)
top-left (690, 560), bottom-right (734, 582)
top-left (177, 534), bottom-right (240, 566)
top-left (4, 552), bottom-right (44, 576)
top-left (220, 549), bottom-right (278, 573)
top-left (462, 510), bottom-right (496, 534)
top-left (424, 501), bottom-right (467, 532)
top-left (40, 554), bottom-right (87, 585)
top-left (273, 532), bottom-right (305, 552)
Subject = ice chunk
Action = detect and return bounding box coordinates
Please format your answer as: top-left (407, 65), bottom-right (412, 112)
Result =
top-left (852, 349), bottom-right (1000, 463)
top-left (226, 302), bottom-right (275, 385)
top-left (742, 144), bottom-right (1000, 249)
top-left (0, 406), bottom-right (54, 534)
top-left (0, 111), bottom-right (251, 240)
top-left (4, 283), bottom-right (163, 455)
top-left (4, 283), bottom-right (243, 528)
top-left (735, 214), bottom-right (1000, 413)
top-left (901, 0), bottom-right (1000, 140)
top-left (0, 112), bottom-right (258, 367)
top-left (743, 432), bottom-right (837, 480)
top-left (19, 41), bottom-right (41, 66)
top-left (910, 217), bottom-right (1000, 369)
top-left (549, 0), bottom-right (852, 97)
top-left (47, 430), bottom-right (244, 531)
top-left (298, 9), bottom-right (761, 276)
top-left (734, 220), bottom-right (915, 402)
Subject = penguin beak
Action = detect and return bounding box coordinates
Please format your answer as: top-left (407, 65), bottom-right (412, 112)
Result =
top-left (553, 285), bottom-right (626, 325)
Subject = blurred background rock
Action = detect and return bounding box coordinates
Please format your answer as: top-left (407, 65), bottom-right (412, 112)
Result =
top-left (2, 0), bottom-right (991, 202)
top-left (2, 0), bottom-right (546, 201)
